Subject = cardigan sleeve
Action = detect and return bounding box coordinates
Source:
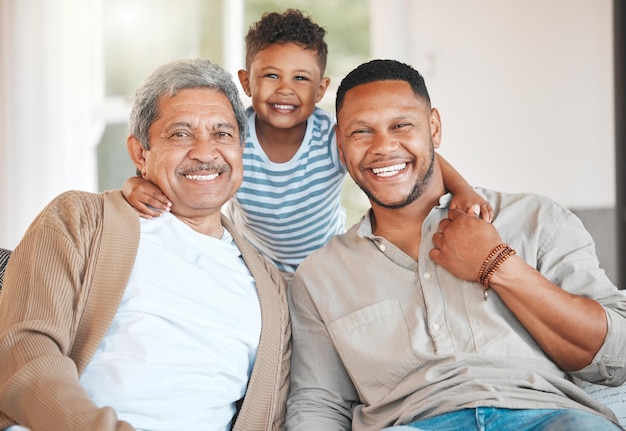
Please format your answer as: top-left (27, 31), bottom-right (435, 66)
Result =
top-left (0, 191), bottom-right (137, 431)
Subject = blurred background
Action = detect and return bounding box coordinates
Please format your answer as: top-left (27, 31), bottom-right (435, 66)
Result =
top-left (0, 0), bottom-right (620, 285)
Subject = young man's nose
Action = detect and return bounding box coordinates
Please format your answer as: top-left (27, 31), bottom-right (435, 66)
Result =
top-left (370, 132), bottom-right (399, 154)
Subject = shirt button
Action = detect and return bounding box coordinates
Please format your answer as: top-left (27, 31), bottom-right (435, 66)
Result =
top-left (430, 323), bottom-right (440, 331)
top-left (423, 272), bottom-right (432, 279)
top-left (379, 243), bottom-right (387, 252)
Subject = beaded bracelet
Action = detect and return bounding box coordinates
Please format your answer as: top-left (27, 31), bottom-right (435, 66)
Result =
top-left (476, 244), bottom-right (516, 301)
top-left (476, 243), bottom-right (507, 285)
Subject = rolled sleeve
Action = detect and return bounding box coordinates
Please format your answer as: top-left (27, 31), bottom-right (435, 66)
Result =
top-left (517, 196), bottom-right (626, 386)
top-left (574, 308), bottom-right (626, 385)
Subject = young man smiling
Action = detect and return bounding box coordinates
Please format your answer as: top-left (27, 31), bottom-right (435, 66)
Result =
top-left (285, 59), bottom-right (626, 431)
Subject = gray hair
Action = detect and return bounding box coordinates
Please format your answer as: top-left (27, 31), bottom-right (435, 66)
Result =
top-left (128, 58), bottom-right (247, 148)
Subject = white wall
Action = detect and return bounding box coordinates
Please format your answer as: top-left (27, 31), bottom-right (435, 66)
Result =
top-left (370, 0), bottom-right (614, 209)
top-left (0, 0), bottom-right (103, 249)
top-left (0, 0), bottom-right (615, 250)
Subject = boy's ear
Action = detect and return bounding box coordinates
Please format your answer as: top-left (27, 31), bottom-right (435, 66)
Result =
top-left (315, 76), bottom-right (331, 103)
top-left (127, 135), bottom-right (147, 178)
top-left (238, 69), bottom-right (251, 97)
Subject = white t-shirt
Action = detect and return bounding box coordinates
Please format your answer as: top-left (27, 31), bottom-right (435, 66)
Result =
top-left (80, 212), bottom-right (261, 431)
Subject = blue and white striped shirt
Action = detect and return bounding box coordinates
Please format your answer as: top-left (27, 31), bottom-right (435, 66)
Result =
top-left (225, 107), bottom-right (347, 273)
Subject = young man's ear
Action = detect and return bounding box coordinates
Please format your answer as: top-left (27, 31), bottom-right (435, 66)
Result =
top-left (335, 124), bottom-right (346, 166)
top-left (315, 77), bottom-right (331, 103)
top-left (238, 70), bottom-right (251, 97)
top-left (127, 135), bottom-right (147, 179)
top-left (430, 107), bottom-right (442, 149)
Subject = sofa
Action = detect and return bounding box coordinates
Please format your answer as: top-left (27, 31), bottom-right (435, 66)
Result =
top-left (0, 248), bottom-right (9, 289)
top-left (0, 247), bottom-right (624, 426)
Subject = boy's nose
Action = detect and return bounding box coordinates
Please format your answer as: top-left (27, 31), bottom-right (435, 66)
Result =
top-left (276, 81), bottom-right (294, 96)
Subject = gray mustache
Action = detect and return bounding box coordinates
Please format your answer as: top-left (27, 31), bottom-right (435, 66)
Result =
top-left (176, 163), bottom-right (230, 175)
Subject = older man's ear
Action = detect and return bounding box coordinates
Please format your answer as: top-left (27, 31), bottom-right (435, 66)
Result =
top-left (127, 135), bottom-right (147, 179)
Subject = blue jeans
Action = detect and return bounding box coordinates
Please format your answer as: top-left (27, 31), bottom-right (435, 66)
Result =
top-left (382, 408), bottom-right (623, 431)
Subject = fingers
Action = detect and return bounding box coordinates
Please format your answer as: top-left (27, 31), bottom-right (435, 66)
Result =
top-left (429, 246), bottom-right (442, 264)
top-left (450, 201), bottom-right (494, 223)
top-left (447, 208), bottom-right (467, 221)
top-left (468, 204), bottom-right (480, 216)
top-left (431, 231), bottom-right (444, 249)
top-left (145, 191), bottom-right (171, 210)
top-left (482, 204), bottom-right (494, 223)
top-left (131, 194), bottom-right (171, 219)
top-left (472, 203), bottom-right (494, 223)
top-left (135, 203), bottom-right (166, 219)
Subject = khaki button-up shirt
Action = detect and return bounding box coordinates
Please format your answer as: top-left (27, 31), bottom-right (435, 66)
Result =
top-left (286, 189), bottom-right (626, 431)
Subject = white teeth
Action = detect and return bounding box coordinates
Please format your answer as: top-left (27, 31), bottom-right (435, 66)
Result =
top-left (372, 163), bottom-right (406, 177)
top-left (185, 173), bottom-right (219, 181)
top-left (273, 104), bottom-right (295, 110)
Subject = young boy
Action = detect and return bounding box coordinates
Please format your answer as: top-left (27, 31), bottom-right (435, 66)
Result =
top-left (123, 9), bottom-right (492, 276)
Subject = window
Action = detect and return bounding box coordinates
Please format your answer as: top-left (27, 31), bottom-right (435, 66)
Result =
top-left (98, 0), bottom-right (370, 223)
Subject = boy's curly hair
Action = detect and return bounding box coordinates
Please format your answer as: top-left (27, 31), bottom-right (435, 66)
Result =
top-left (244, 9), bottom-right (328, 74)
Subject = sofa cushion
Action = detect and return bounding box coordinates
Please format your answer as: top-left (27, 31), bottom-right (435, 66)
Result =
top-left (0, 247), bottom-right (11, 291)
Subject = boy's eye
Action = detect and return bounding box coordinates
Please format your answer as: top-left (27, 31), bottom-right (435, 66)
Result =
top-left (264, 73), bottom-right (279, 79)
top-left (294, 76), bottom-right (309, 81)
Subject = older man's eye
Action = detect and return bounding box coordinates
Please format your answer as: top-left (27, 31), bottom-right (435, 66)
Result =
top-left (214, 131), bottom-right (238, 144)
top-left (351, 129), bottom-right (370, 135)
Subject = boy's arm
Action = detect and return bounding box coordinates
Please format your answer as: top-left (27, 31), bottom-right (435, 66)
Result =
top-left (122, 176), bottom-right (171, 219)
top-left (437, 153), bottom-right (493, 222)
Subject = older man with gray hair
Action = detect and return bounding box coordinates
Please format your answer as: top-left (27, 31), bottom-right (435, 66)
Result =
top-left (0, 58), bottom-right (290, 431)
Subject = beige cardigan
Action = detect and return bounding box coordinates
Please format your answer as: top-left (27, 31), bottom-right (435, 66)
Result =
top-left (0, 190), bottom-right (290, 431)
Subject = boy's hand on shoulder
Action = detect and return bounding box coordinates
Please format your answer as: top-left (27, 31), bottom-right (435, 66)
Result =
top-left (122, 176), bottom-right (171, 219)
top-left (449, 190), bottom-right (494, 223)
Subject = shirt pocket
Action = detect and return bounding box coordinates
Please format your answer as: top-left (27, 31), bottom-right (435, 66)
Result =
top-left (327, 299), bottom-right (420, 405)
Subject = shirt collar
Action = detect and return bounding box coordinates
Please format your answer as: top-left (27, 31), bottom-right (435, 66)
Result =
top-left (356, 192), bottom-right (453, 241)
